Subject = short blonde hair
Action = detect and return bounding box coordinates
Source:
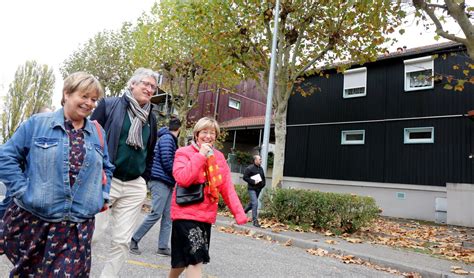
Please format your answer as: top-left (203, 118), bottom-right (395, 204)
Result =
top-left (193, 117), bottom-right (220, 140)
top-left (61, 72), bottom-right (104, 106)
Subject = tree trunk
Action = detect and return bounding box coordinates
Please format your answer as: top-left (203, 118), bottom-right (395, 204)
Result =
top-left (271, 104), bottom-right (288, 188)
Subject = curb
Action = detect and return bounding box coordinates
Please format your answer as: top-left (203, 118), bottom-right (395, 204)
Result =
top-left (214, 219), bottom-right (461, 278)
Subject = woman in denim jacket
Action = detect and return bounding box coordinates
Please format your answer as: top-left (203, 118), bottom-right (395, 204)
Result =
top-left (0, 72), bottom-right (114, 276)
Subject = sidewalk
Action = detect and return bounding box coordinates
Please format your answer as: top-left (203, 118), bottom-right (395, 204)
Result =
top-left (214, 215), bottom-right (474, 278)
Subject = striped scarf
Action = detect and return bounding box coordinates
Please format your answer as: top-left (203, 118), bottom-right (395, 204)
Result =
top-left (124, 89), bottom-right (150, 150)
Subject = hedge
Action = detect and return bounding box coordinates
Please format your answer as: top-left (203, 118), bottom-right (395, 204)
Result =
top-left (219, 185), bottom-right (380, 234)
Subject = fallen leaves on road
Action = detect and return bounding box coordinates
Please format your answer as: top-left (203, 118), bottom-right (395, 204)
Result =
top-left (284, 239), bottom-right (292, 246)
top-left (325, 239), bottom-right (338, 245)
top-left (306, 248), bottom-right (328, 256)
top-left (450, 266), bottom-right (471, 275)
top-left (344, 237), bottom-right (363, 244)
top-left (351, 218), bottom-right (474, 264)
top-left (305, 248), bottom-right (421, 277)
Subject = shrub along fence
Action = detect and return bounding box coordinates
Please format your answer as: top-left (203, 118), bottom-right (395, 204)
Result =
top-left (219, 185), bottom-right (380, 234)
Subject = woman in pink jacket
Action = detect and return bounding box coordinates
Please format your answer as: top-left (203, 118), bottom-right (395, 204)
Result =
top-left (169, 117), bottom-right (247, 278)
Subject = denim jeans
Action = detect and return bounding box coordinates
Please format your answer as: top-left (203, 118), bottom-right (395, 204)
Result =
top-left (244, 188), bottom-right (262, 221)
top-left (132, 180), bottom-right (173, 249)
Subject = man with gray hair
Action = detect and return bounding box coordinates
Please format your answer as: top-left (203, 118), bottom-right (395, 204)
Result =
top-left (91, 68), bottom-right (158, 277)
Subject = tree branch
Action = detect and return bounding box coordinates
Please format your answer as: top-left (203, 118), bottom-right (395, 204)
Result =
top-left (418, 0), bottom-right (468, 44)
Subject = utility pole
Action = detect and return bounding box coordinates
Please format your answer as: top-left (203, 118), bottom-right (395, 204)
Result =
top-left (261, 0), bottom-right (280, 174)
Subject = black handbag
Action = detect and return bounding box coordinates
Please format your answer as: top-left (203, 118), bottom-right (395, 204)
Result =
top-left (176, 183), bottom-right (205, 206)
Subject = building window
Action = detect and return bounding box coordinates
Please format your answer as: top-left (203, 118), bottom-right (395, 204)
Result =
top-left (404, 127), bottom-right (434, 144)
top-left (343, 67), bottom-right (367, 98)
top-left (228, 98), bottom-right (241, 110)
top-left (341, 130), bottom-right (365, 145)
top-left (404, 56), bottom-right (434, 91)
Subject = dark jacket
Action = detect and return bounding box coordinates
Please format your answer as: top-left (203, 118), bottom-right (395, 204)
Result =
top-left (243, 163), bottom-right (266, 190)
top-left (150, 127), bottom-right (178, 186)
top-left (90, 96), bottom-right (157, 181)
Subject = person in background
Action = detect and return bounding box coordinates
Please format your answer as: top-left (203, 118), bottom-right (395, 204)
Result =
top-left (169, 117), bottom-right (247, 278)
top-left (130, 117), bottom-right (181, 256)
top-left (243, 155), bottom-right (266, 227)
top-left (0, 72), bottom-right (114, 276)
top-left (90, 67), bottom-right (158, 277)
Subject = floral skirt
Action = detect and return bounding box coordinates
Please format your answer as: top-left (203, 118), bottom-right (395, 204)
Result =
top-left (0, 203), bottom-right (95, 277)
top-left (171, 219), bottom-right (211, 268)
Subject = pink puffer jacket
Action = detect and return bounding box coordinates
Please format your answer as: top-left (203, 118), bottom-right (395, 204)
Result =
top-left (171, 144), bottom-right (247, 225)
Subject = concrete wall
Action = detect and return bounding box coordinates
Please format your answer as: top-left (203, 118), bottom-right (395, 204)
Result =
top-left (447, 183), bottom-right (474, 227)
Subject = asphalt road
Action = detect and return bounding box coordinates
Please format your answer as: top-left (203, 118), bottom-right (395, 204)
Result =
top-left (0, 211), bottom-right (400, 277)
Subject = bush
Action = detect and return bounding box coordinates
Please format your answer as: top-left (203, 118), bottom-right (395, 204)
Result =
top-left (219, 184), bottom-right (249, 211)
top-left (260, 188), bottom-right (380, 234)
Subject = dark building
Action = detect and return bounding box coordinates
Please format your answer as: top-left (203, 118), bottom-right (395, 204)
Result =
top-left (284, 42), bottom-right (474, 226)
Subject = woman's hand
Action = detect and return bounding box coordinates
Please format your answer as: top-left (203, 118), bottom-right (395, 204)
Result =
top-left (199, 143), bottom-right (212, 157)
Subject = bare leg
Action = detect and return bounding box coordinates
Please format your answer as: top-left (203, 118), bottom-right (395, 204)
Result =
top-left (169, 267), bottom-right (185, 278)
top-left (185, 263), bottom-right (202, 278)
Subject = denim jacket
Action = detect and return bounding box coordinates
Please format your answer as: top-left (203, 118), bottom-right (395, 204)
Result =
top-left (0, 108), bottom-right (115, 222)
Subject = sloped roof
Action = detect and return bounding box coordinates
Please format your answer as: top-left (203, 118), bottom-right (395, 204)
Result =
top-left (219, 116), bottom-right (273, 130)
top-left (377, 41), bottom-right (463, 61)
top-left (321, 41), bottom-right (464, 71)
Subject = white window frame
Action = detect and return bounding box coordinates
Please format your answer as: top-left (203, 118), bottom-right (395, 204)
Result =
top-left (404, 127), bottom-right (434, 144)
top-left (341, 130), bottom-right (365, 145)
top-left (228, 98), bottom-right (241, 110)
top-left (343, 67), bottom-right (367, 99)
top-left (404, 56), bottom-right (434, 91)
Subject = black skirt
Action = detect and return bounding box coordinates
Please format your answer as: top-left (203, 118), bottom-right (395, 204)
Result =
top-left (171, 219), bottom-right (212, 268)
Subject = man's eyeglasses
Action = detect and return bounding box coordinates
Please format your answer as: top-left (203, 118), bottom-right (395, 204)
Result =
top-left (139, 80), bottom-right (157, 91)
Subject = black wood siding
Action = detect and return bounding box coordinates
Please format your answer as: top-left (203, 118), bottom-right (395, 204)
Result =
top-left (285, 47), bottom-right (474, 186)
top-left (285, 117), bottom-right (473, 186)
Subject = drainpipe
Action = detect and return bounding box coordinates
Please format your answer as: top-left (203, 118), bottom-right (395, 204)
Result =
top-left (214, 87), bottom-right (220, 120)
top-left (232, 130), bottom-right (237, 149)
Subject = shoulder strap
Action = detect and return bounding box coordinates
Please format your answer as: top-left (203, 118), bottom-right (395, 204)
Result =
top-left (92, 120), bottom-right (104, 150)
top-left (92, 120), bottom-right (107, 186)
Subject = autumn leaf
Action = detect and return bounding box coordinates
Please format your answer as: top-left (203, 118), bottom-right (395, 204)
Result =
top-left (306, 248), bottom-right (328, 257)
top-left (345, 237), bottom-right (363, 244)
top-left (284, 239), bottom-right (292, 246)
top-left (451, 268), bottom-right (469, 275)
top-left (454, 84), bottom-right (464, 91)
top-left (325, 239), bottom-right (338, 245)
top-left (453, 65), bottom-right (460, 70)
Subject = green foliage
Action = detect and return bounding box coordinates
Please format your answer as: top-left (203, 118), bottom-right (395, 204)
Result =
top-left (433, 53), bottom-right (474, 92)
top-left (1, 61), bottom-right (55, 143)
top-left (131, 2), bottom-right (243, 129)
top-left (61, 23), bottom-right (137, 96)
top-left (218, 184), bottom-right (249, 211)
top-left (233, 150), bottom-right (273, 168)
top-left (214, 128), bottom-right (228, 150)
top-left (233, 150), bottom-right (254, 166)
top-left (260, 188), bottom-right (380, 234)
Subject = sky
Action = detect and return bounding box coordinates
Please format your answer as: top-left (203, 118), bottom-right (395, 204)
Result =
top-left (0, 1), bottom-right (464, 109)
top-left (0, 0), bottom-right (157, 108)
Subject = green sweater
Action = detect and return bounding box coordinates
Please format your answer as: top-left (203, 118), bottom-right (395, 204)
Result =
top-left (113, 115), bottom-right (150, 181)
